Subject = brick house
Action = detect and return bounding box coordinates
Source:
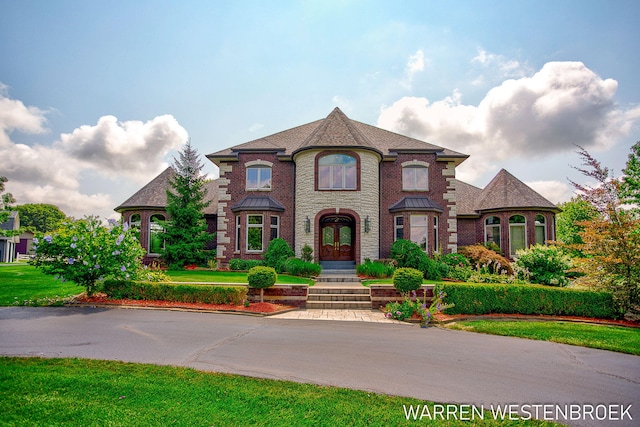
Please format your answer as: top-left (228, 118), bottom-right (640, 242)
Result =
top-left (116, 108), bottom-right (559, 265)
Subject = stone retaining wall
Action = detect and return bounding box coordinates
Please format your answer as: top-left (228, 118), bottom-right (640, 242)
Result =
top-left (370, 284), bottom-right (434, 309)
top-left (247, 284), bottom-right (308, 308)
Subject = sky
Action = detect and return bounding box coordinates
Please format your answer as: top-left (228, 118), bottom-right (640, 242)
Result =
top-left (1, 0), bottom-right (639, 220)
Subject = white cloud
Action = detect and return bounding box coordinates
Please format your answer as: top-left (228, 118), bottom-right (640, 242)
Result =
top-left (471, 48), bottom-right (530, 79)
top-left (377, 61), bottom-right (639, 182)
top-left (401, 49), bottom-right (425, 89)
top-left (248, 122), bottom-right (264, 133)
top-left (56, 114), bottom-right (187, 183)
top-left (0, 85), bottom-right (190, 219)
top-left (525, 180), bottom-right (574, 204)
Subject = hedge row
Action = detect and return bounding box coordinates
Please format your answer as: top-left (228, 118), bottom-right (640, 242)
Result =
top-left (103, 280), bottom-right (248, 305)
top-left (435, 283), bottom-right (619, 319)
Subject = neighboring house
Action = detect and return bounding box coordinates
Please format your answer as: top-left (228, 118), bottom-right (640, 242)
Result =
top-left (114, 168), bottom-right (218, 264)
top-left (116, 108), bottom-right (559, 265)
top-left (15, 230), bottom-right (35, 258)
top-left (0, 211), bottom-right (20, 263)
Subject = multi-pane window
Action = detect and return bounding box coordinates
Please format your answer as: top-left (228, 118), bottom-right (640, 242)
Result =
top-left (535, 215), bottom-right (546, 245)
top-left (485, 216), bottom-right (501, 250)
top-left (129, 214), bottom-right (141, 242)
top-left (402, 166), bottom-right (428, 191)
top-left (410, 215), bottom-right (428, 252)
top-left (433, 216), bottom-right (439, 253)
top-left (149, 214), bottom-right (165, 254)
top-left (246, 167), bottom-right (272, 190)
top-left (509, 215), bottom-right (526, 257)
top-left (270, 216), bottom-right (280, 241)
top-left (394, 216), bottom-right (404, 241)
top-left (235, 216), bottom-right (241, 252)
top-left (318, 154), bottom-right (357, 190)
top-left (246, 215), bottom-right (264, 252)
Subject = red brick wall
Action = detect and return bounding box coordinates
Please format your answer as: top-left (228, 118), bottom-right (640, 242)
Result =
top-left (379, 154), bottom-right (453, 258)
top-left (219, 153), bottom-right (295, 265)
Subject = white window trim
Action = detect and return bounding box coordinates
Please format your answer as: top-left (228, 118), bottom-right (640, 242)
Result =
top-left (394, 215), bottom-right (404, 242)
top-left (246, 166), bottom-right (272, 191)
top-left (235, 215), bottom-right (241, 253)
top-left (270, 215), bottom-right (280, 241)
top-left (535, 215), bottom-right (547, 245)
top-left (509, 216), bottom-right (527, 257)
top-left (484, 217), bottom-right (501, 249)
top-left (246, 214), bottom-right (264, 253)
top-left (410, 214), bottom-right (429, 253)
top-left (433, 216), bottom-right (439, 253)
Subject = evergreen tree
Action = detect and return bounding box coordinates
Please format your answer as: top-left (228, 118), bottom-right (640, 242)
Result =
top-left (0, 176), bottom-right (15, 224)
top-left (620, 141), bottom-right (640, 207)
top-left (161, 140), bottom-right (212, 269)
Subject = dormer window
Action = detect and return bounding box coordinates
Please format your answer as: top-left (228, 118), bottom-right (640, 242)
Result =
top-left (317, 153), bottom-right (357, 190)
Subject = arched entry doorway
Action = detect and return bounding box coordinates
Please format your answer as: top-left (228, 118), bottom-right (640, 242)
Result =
top-left (319, 214), bottom-right (355, 261)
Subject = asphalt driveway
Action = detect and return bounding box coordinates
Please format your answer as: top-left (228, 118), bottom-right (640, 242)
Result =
top-left (1, 306), bottom-right (638, 427)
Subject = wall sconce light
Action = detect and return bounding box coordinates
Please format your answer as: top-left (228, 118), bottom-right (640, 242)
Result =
top-left (304, 216), bottom-right (311, 233)
top-left (364, 216), bottom-right (370, 233)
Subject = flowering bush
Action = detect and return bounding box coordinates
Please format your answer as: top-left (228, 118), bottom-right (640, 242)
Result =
top-left (515, 244), bottom-right (571, 286)
top-left (384, 290), bottom-right (454, 328)
top-left (31, 216), bottom-right (145, 295)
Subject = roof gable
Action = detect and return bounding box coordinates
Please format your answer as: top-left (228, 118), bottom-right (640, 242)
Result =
top-left (474, 169), bottom-right (559, 212)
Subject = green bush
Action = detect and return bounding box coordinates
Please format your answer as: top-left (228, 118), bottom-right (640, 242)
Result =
top-left (467, 272), bottom-right (529, 284)
top-left (421, 256), bottom-right (450, 281)
top-left (392, 267), bottom-right (423, 294)
top-left (440, 253), bottom-right (471, 268)
top-left (103, 280), bottom-right (247, 305)
top-left (390, 240), bottom-right (428, 270)
top-left (356, 259), bottom-right (395, 278)
top-left (434, 282), bottom-right (620, 319)
top-left (284, 258), bottom-right (322, 277)
top-left (515, 244), bottom-right (571, 286)
top-left (446, 266), bottom-right (473, 282)
top-left (228, 258), bottom-right (264, 271)
top-left (264, 238), bottom-right (294, 273)
top-left (248, 266), bottom-right (277, 303)
top-left (300, 244), bottom-right (314, 263)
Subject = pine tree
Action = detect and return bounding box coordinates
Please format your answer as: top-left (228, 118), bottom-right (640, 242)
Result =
top-left (620, 141), bottom-right (640, 207)
top-left (161, 140), bottom-right (212, 269)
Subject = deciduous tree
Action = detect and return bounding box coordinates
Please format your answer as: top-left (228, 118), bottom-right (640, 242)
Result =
top-left (16, 203), bottom-right (67, 232)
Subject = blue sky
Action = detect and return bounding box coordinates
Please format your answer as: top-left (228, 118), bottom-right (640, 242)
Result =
top-left (1, 0), bottom-right (639, 219)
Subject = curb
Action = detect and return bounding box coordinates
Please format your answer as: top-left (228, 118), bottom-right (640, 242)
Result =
top-left (65, 302), bottom-right (301, 317)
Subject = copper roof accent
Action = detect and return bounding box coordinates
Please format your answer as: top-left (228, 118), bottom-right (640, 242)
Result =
top-left (473, 169), bottom-right (559, 213)
top-left (230, 195), bottom-right (286, 212)
top-left (206, 107), bottom-right (469, 162)
top-left (115, 167), bottom-right (218, 214)
top-left (388, 196), bottom-right (444, 213)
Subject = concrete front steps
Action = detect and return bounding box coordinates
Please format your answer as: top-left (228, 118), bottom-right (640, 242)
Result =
top-left (308, 261), bottom-right (371, 309)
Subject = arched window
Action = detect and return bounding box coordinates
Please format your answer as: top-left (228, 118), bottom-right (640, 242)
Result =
top-left (149, 214), bottom-right (165, 254)
top-left (484, 216), bottom-right (501, 250)
top-left (402, 166), bottom-right (428, 191)
top-left (509, 215), bottom-right (526, 257)
top-left (317, 154), bottom-right (357, 190)
top-left (535, 215), bottom-right (546, 245)
top-left (129, 214), bottom-right (141, 243)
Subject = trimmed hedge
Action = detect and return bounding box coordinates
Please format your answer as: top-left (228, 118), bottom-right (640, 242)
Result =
top-left (103, 280), bottom-right (247, 305)
top-left (229, 258), bottom-right (264, 271)
top-left (393, 268), bottom-right (423, 294)
top-left (434, 282), bottom-right (619, 319)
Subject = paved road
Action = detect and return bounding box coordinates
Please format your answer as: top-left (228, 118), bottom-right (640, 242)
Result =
top-left (1, 307), bottom-right (639, 427)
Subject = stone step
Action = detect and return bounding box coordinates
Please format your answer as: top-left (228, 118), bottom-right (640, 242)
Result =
top-left (308, 293), bottom-right (371, 302)
top-left (309, 287), bottom-right (370, 294)
top-left (320, 261), bottom-right (356, 270)
top-left (316, 275), bottom-right (361, 283)
top-left (306, 301), bottom-right (372, 310)
top-left (320, 269), bottom-right (357, 276)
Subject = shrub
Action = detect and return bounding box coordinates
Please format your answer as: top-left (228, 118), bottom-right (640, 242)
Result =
top-left (300, 244), bottom-right (314, 263)
top-left (421, 256), bottom-right (450, 281)
top-left (248, 266), bottom-right (277, 303)
top-left (467, 272), bottom-right (529, 284)
top-left (356, 259), bottom-right (395, 278)
top-left (392, 267), bottom-right (423, 294)
top-left (459, 244), bottom-right (514, 275)
top-left (440, 253), bottom-right (470, 268)
top-left (447, 266), bottom-right (473, 282)
top-left (229, 258), bottom-right (264, 271)
top-left (264, 238), bottom-right (294, 273)
top-left (514, 244), bottom-right (571, 286)
top-left (103, 280), bottom-right (247, 305)
top-left (434, 282), bottom-right (620, 319)
top-left (390, 240), bottom-right (428, 270)
top-left (285, 258), bottom-right (322, 277)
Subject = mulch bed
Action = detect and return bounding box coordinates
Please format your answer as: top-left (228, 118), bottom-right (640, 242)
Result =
top-left (72, 293), bottom-right (294, 315)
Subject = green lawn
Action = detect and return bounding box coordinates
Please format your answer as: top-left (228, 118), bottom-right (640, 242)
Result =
top-left (446, 320), bottom-right (640, 356)
top-left (165, 269), bottom-right (313, 285)
top-left (0, 264), bottom-right (83, 306)
top-left (0, 357), bottom-right (559, 427)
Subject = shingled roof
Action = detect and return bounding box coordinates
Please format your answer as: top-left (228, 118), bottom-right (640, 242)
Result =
top-left (206, 107), bottom-right (468, 162)
top-left (115, 167), bottom-right (218, 215)
top-left (459, 169), bottom-right (559, 215)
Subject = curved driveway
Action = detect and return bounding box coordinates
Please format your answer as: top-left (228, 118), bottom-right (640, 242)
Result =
top-left (1, 307), bottom-right (638, 427)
